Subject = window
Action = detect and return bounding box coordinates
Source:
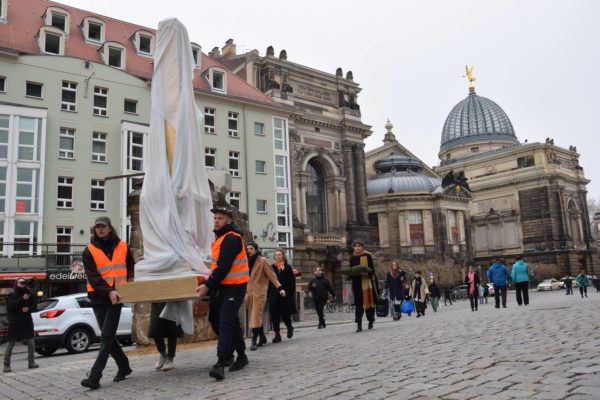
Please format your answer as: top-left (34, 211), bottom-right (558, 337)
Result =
top-left (92, 132), bottom-right (107, 163)
top-left (0, 115), bottom-right (9, 159)
top-left (256, 199), bottom-right (267, 213)
top-left (90, 179), bottom-right (105, 210)
top-left (275, 155), bottom-right (288, 188)
top-left (44, 31), bottom-right (62, 54)
top-left (449, 210), bottom-right (459, 245)
top-left (278, 232), bottom-right (290, 248)
top-left (124, 99), bottom-right (137, 114)
top-left (58, 127), bottom-right (75, 159)
top-left (255, 160), bottom-right (266, 174)
top-left (276, 193), bottom-right (290, 227)
top-left (86, 20), bottom-right (104, 43)
top-left (517, 155), bottom-right (535, 168)
top-left (0, 76), bottom-right (6, 93)
top-left (127, 131), bottom-right (144, 172)
top-left (57, 177), bottom-right (73, 208)
top-left (228, 112), bottom-right (238, 138)
top-left (44, 8), bottom-right (70, 34)
top-left (18, 117), bottom-right (39, 161)
top-left (274, 118), bottom-right (287, 150)
top-left (204, 107), bottom-right (215, 134)
top-left (254, 122), bottom-right (264, 136)
top-left (470, 147), bottom-right (480, 153)
top-left (56, 227), bottom-right (72, 266)
top-left (13, 221), bottom-right (38, 254)
top-left (205, 147), bottom-right (216, 169)
top-left (191, 45), bottom-right (200, 67)
top-left (408, 210), bottom-right (424, 246)
top-left (229, 192), bottom-right (240, 209)
top-left (51, 12), bottom-right (66, 31)
top-left (108, 46), bottom-right (123, 68)
top-left (26, 82), bottom-right (43, 98)
top-left (15, 168), bottom-right (37, 213)
top-left (0, 166), bottom-right (6, 212)
top-left (0, 0), bottom-right (6, 21)
top-left (138, 35), bottom-right (152, 54)
top-left (61, 81), bottom-right (77, 112)
top-left (93, 87), bottom-right (108, 116)
top-left (306, 161), bottom-right (327, 233)
top-left (228, 151), bottom-right (239, 177)
top-left (213, 71), bottom-right (224, 91)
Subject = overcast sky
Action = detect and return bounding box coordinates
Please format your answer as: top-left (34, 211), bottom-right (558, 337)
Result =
top-left (60, 0), bottom-right (600, 200)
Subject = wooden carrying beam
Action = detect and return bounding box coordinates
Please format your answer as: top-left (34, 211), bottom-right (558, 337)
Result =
top-left (116, 276), bottom-right (205, 303)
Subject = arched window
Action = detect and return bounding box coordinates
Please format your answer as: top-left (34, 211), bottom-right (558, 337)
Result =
top-left (306, 160), bottom-right (327, 233)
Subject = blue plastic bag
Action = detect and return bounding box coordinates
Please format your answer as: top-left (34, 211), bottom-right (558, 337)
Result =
top-left (400, 299), bottom-right (414, 314)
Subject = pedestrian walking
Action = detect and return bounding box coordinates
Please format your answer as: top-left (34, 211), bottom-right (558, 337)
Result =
top-left (269, 248), bottom-right (297, 342)
top-left (81, 216), bottom-right (135, 389)
top-left (565, 276), bottom-right (573, 295)
top-left (308, 266), bottom-right (336, 328)
top-left (245, 242), bottom-right (285, 350)
top-left (384, 261), bottom-right (404, 319)
top-left (196, 207), bottom-right (249, 381)
top-left (575, 269), bottom-right (590, 298)
top-left (482, 283), bottom-right (489, 303)
top-left (593, 276), bottom-right (600, 293)
top-left (443, 286), bottom-right (453, 306)
top-left (478, 283), bottom-right (485, 305)
top-left (487, 258), bottom-right (511, 309)
top-left (3, 278), bottom-right (38, 373)
top-left (350, 240), bottom-right (377, 332)
top-left (409, 271), bottom-right (429, 317)
top-left (148, 302), bottom-right (183, 371)
top-left (464, 265), bottom-right (480, 311)
top-left (428, 278), bottom-right (441, 313)
top-left (511, 256), bottom-right (530, 306)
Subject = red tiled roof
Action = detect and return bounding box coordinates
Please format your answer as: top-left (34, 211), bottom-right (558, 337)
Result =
top-left (0, 0), bottom-right (276, 105)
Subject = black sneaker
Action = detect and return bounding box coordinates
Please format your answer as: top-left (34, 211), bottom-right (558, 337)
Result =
top-left (257, 335), bottom-right (267, 347)
top-left (318, 325), bottom-right (323, 329)
top-left (113, 367), bottom-right (132, 382)
top-left (81, 377), bottom-right (101, 390)
top-left (356, 324), bottom-right (362, 332)
top-left (368, 321), bottom-right (374, 329)
top-left (286, 326), bottom-right (294, 339)
top-left (229, 354), bottom-right (249, 372)
top-left (272, 333), bottom-right (282, 343)
top-left (209, 365), bottom-right (225, 381)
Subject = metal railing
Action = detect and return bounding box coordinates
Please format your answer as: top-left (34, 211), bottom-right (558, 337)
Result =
top-left (0, 243), bottom-right (88, 267)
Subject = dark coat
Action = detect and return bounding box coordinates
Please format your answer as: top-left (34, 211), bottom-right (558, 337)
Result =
top-left (83, 234), bottom-right (135, 305)
top-left (147, 302), bottom-right (183, 339)
top-left (464, 272), bottom-right (481, 297)
top-left (6, 287), bottom-right (37, 341)
top-left (308, 275), bottom-right (335, 302)
top-left (385, 272), bottom-right (404, 301)
top-left (350, 251), bottom-right (378, 306)
top-left (428, 282), bottom-right (441, 298)
top-left (268, 263), bottom-right (296, 315)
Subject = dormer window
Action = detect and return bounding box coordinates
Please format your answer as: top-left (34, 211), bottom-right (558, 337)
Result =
top-left (191, 43), bottom-right (201, 68)
top-left (208, 68), bottom-right (227, 93)
top-left (0, 0), bottom-right (7, 22)
top-left (100, 42), bottom-right (126, 69)
top-left (44, 7), bottom-right (70, 35)
top-left (37, 27), bottom-right (65, 55)
top-left (82, 17), bottom-right (105, 44)
top-left (132, 31), bottom-right (154, 56)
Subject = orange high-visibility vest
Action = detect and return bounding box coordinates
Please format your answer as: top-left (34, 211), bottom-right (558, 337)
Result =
top-left (86, 241), bottom-right (128, 292)
top-left (211, 231), bottom-right (249, 285)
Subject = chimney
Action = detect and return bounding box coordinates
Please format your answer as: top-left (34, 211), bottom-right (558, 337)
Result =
top-left (221, 38), bottom-right (236, 57)
top-left (266, 46), bottom-right (274, 56)
top-left (279, 49), bottom-right (287, 60)
top-left (336, 67), bottom-right (343, 77)
top-left (209, 46), bottom-right (221, 57)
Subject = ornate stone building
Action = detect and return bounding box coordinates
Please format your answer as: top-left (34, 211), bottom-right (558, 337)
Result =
top-left (434, 83), bottom-right (598, 276)
top-left (365, 121), bottom-right (470, 283)
top-left (213, 41), bottom-right (372, 289)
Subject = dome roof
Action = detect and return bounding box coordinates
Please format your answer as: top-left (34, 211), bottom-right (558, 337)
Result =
top-left (440, 91), bottom-right (518, 152)
top-left (368, 152), bottom-right (441, 195)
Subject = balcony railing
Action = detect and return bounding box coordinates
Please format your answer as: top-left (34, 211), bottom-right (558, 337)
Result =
top-left (309, 234), bottom-right (345, 245)
top-left (0, 243), bottom-right (88, 267)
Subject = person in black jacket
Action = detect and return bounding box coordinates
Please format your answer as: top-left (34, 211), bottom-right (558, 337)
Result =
top-left (3, 278), bottom-right (38, 373)
top-left (428, 278), bottom-right (441, 313)
top-left (385, 261), bottom-right (404, 320)
top-left (268, 249), bottom-right (296, 343)
top-left (81, 216), bottom-right (135, 389)
top-left (350, 240), bottom-right (377, 332)
top-left (465, 265), bottom-right (481, 312)
top-left (308, 266), bottom-right (335, 329)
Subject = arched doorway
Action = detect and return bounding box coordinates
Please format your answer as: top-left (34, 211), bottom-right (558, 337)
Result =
top-left (306, 160), bottom-right (327, 233)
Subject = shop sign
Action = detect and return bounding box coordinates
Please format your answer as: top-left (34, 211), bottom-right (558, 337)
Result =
top-left (48, 261), bottom-right (87, 281)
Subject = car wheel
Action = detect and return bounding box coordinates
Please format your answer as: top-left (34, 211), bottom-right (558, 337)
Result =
top-left (65, 328), bottom-right (92, 354)
top-left (36, 345), bottom-right (58, 356)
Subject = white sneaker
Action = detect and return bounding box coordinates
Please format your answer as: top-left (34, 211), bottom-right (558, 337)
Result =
top-left (160, 358), bottom-right (174, 371)
top-left (155, 354), bottom-right (166, 370)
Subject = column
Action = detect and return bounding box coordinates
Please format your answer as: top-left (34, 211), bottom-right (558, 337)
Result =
top-left (342, 140), bottom-right (357, 223)
top-left (353, 142), bottom-right (369, 225)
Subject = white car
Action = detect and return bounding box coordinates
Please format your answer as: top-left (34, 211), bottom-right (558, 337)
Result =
top-left (32, 293), bottom-right (132, 356)
top-left (537, 279), bottom-right (563, 291)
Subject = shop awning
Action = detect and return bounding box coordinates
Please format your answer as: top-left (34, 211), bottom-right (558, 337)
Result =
top-left (0, 272), bottom-right (47, 280)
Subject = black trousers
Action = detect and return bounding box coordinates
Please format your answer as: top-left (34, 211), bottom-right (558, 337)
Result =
top-left (155, 337), bottom-right (177, 359)
top-left (355, 305), bottom-right (375, 324)
top-left (468, 294), bottom-right (478, 310)
top-left (493, 285), bottom-right (508, 308)
top-left (270, 299), bottom-right (293, 333)
top-left (579, 286), bottom-right (587, 297)
top-left (314, 299), bottom-right (326, 326)
top-left (208, 284), bottom-right (246, 364)
top-left (91, 304), bottom-right (129, 378)
top-left (515, 281), bottom-right (529, 305)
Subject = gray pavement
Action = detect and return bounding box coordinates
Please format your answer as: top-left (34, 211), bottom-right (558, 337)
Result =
top-left (1, 290), bottom-right (599, 399)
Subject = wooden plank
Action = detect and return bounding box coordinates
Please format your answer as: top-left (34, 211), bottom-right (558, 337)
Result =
top-left (116, 276), bottom-right (204, 303)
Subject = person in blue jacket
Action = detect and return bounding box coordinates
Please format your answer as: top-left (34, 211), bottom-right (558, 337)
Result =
top-left (510, 257), bottom-right (530, 306)
top-left (487, 258), bottom-right (511, 309)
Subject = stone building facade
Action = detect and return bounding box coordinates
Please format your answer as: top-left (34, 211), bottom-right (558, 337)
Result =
top-left (434, 86), bottom-right (598, 277)
top-left (214, 41), bottom-right (372, 292)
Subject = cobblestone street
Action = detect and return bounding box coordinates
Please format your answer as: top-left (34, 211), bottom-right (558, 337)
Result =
top-left (1, 290), bottom-right (599, 400)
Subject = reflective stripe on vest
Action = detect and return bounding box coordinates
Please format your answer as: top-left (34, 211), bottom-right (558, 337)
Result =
top-left (86, 241), bottom-right (128, 292)
top-left (210, 231), bottom-right (249, 285)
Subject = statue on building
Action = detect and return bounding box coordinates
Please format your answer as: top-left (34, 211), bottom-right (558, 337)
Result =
top-left (441, 170), bottom-right (471, 192)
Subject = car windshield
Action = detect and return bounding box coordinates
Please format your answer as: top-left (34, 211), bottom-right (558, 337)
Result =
top-left (540, 280), bottom-right (553, 284)
top-left (36, 299), bottom-right (58, 311)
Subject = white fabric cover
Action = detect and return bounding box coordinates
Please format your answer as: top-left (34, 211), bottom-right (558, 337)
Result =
top-left (134, 18), bottom-right (212, 334)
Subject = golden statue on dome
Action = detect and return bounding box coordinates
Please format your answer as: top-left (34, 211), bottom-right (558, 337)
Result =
top-left (464, 65), bottom-right (476, 92)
